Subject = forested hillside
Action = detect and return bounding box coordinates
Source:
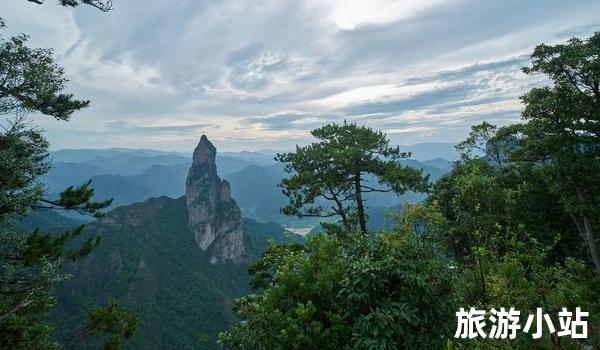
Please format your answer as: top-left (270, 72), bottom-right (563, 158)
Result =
top-left (47, 196), bottom-right (296, 349)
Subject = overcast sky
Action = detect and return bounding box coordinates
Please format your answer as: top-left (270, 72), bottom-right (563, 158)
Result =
top-left (1, 0), bottom-right (599, 152)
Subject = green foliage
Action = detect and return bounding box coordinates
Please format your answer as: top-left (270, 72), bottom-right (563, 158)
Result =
top-left (456, 122), bottom-right (499, 162)
top-left (247, 242), bottom-right (304, 290)
top-left (514, 33), bottom-right (600, 278)
top-left (0, 228), bottom-right (63, 350)
top-left (340, 232), bottom-right (456, 349)
top-left (428, 33), bottom-right (600, 345)
top-left (0, 31), bottom-right (89, 120)
top-left (388, 201), bottom-right (448, 243)
top-left (35, 180), bottom-right (114, 219)
top-left (277, 121), bottom-right (429, 235)
top-left (431, 145), bottom-right (583, 265)
top-left (387, 199), bottom-right (600, 349)
top-left (0, 15), bottom-right (124, 350)
top-left (430, 117), bottom-right (600, 348)
top-left (220, 230), bottom-right (457, 349)
top-left (0, 120), bottom-right (49, 221)
top-left (450, 234), bottom-right (600, 349)
top-left (24, 225), bottom-right (100, 263)
top-left (0, 222), bottom-right (123, 349)
top-left (221, 234), bottom-right (347, 350)
top-left (64, 299), bottom-right (138, 350)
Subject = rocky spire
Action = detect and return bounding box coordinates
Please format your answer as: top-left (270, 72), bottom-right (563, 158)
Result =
top-left (192, 135), bottom-right (216, 164)
top-left (186, 135), bottom-right (244, 264)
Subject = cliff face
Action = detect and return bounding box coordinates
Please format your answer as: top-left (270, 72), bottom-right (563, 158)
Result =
top-left (186, 135), bottom-right (244, 264)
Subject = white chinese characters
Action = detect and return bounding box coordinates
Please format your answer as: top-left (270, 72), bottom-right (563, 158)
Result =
top-left (455, 307), bottom-right (588, 340)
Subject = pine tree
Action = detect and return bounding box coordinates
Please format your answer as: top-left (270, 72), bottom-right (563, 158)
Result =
top-left (1, 6), bottom-right (137, 349)
top-left (276, 121), bottom-right (429, 235)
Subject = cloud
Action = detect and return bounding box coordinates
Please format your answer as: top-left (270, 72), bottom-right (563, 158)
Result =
top-left (103, 121), bottom-right (215, 135)
top-left (555, 23), bottom-right (600, 39)
top-left (2, 0), bottom-right (600, 151)
top-left (322, 0), bottom-right (447, 30)
top-left (228, 51), bottom-right (311, 91)
top-left (247, 112), bottom-right (342, 131)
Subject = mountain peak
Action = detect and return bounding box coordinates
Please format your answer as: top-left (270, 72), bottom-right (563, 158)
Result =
top-left (192, 135), bottom-right (216, 164)
top-left (186, 135), bottom-right (244, 264)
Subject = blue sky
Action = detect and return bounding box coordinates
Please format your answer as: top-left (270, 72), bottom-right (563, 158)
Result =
top-left (2, 0), bottom-right (600, 151)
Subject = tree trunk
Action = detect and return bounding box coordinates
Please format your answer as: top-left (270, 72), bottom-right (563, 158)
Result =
top-left (575, 186), bottom-right (600, 280)
top-left (65, 327), bottom-right (96, 350)
top-left (354, 173), bottom-right (367, 235)
top-left (583, 215), bottom-right (600, 279)
top-left (330, 190), bottom-right (350, 232)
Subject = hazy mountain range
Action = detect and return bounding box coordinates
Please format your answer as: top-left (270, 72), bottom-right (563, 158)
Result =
top-left (43, 142), bottom-right (456, 228)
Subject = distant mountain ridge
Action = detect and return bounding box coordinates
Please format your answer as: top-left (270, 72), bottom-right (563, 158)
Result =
top-left (44, 144), bottom-right (454, 226)
top-left (50, 142), bottom-right (456, 165)
top-left (399, 142), bottom-right (459, 161)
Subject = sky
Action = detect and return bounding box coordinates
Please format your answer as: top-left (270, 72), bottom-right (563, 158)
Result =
top-left (1, 0), bottom-right (600, 152)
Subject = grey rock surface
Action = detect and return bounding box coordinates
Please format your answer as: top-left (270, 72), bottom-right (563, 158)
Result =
top-left (186, 135), bottom-right (245, 263)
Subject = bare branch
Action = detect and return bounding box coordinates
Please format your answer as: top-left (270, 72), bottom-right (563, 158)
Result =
top-left (25, 0), bottom-right (113, 11)
top-left (32, 199), bottom-right (97, 217)
top-left (0, 291), bottom-right (35, 322)
top-left (361, 184), bottom-right (391, 193)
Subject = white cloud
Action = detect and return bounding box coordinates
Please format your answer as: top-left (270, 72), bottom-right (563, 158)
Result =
top-left (0, 2), bottom-right (80, 53)
top-left (63, 44), bottom-right (176, 97)
top-left (2, 0), bottom-right (600, 151)
top-left (310, 81), bottom-right (453, 110)
top-left (323, 0), bottom-right (449, 30)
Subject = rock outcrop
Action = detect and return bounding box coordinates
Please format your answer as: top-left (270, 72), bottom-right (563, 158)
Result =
top-left (186, 135), bottom-right (244, 263)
